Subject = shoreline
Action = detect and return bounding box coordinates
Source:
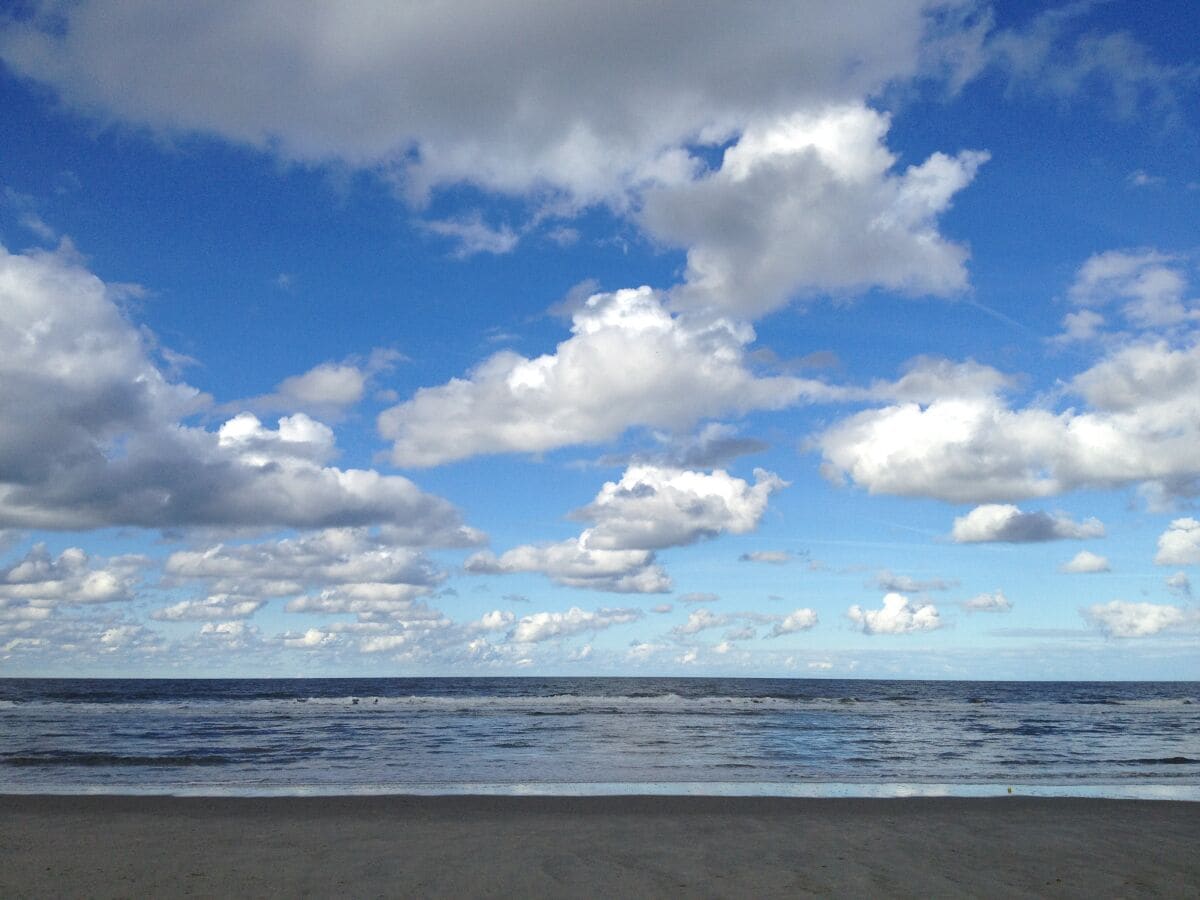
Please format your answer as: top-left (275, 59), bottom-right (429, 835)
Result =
top-left (3, 794), bottom-right (1198, 897)
top-left (2, 781), bottom-right (1200, 801)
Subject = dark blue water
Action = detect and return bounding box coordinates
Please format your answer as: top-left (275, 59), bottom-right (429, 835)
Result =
top-left (1, 678), bottom-right (1198, 797)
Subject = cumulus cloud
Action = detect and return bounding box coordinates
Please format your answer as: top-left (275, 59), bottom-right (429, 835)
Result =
top-left (768, 608), bottom-right (819, 636)
top-left (1082, 600), bottom-right (1197, 638)
top-left (848, 592), bottom-right (941, 634)
top-left (163, 528), bottom-right (456, 626)
top-left (672, 608), bottom-right (728, 636)
top-left (151, 594), bottom-right (265, 622)
top-left (1067, 250), bottom-right (1197, 330)
top-left (0, 242), bottom-right (481, 537)
top-left (1060, 551), bottom-right (1111, 574)
top-left (951, 504), bottom-right (1105, 543)
top-left (961, 590), bottom-right (1012, 612)
top-left (510, 606), bottom-right (642, 643)
top-left (571, 465), bottom-right (786, 551)
top-left (1155, 518), bottom-right (1200, 566)
top-left (0, 544), bottom-right (144, 608)
top-left (818, 315), bottom-right (1200, 504)
top-left (379, 287), bottom-right (823, 467)
top-left (465, 464), bottom-right (782, 593)
top-left (234, 350), bottom-right (403, 420)
top-left (0, 3), bottom-right (955, 204)
top-left (644, 105), bottom-right (987, 318)
top-left (466, 538), bottom-right (670, 594)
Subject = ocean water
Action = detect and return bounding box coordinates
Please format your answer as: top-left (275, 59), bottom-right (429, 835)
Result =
top-left (1, 678), bottom-right (1198, 798)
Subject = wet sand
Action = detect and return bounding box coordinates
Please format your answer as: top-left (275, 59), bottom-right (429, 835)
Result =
top-left (1, 794), bottom-right (1197, 898)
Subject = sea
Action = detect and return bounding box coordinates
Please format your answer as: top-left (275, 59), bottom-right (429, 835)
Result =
top-left (1, 678), bottom-right (1198, 799)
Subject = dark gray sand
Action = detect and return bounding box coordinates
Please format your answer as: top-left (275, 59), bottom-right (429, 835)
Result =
top-left (1, 795), bottom-right (1197, 898)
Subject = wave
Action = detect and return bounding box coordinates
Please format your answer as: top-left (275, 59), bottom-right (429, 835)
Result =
top-left (3, 751), bottom-right (233, 768)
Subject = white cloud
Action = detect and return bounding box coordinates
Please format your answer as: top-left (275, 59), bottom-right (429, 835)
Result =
top-left (466, 540), bottom-right (670, 595)
top-left (818, 324), bottom-right (1200, 504)
top-left (0, 3), bottom-right (952, 204)
top-left (643, 105), bottom-right (987, 318)
top-left (465, 463), bottom-right (782, 594)
top-left (673, 608), bottom-right (728, 636)
top-left (510, 606), bottom-right (642, 643)
top-left (1060, 551), bottom-right (1111, 574)
top-left (379, 287), bottom-right (822, 466)
top-left (163, 528), bottom-right (462, 629)
top-left (961, 590), bottom-right (1012, 612)
top-left (281, 627), bottom-right (337, 649)
top-left (1068, 250), bottom-right (1196, 330)
top-left (739, 551), bottom-right (791, 564)
top-left (571, 465), bottom-right (785, 551)
top-left (848, 592), bottom-right (941, 634)
top-left (1082, 600), bottom-right (1197, 638)
top-left (151, 594), bottom-right (265, 621)
top-left (951, 504), bottom-right (1105, 543)
top-left (0, 242), bottom-right (481, 536)
top-left (424, 214), bottom-right (519, 257)
top-left (769, 608), bottom-right (819, 637)
top-left (472, 610), bottom-right (517, 632)
top-left (0, 544), bottom-right (143, 606)
top-left (1155, 518), bottom-right (1200, 566)
top-left (235, 350), bottom-right (403, 420)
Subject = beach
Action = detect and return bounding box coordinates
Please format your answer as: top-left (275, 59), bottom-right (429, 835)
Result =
top-left (1, 795), bottom-right (1197, 898)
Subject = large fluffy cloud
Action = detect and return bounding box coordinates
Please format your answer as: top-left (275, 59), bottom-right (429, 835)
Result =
top-left (818, 328), bottom-right (1200, 504)
top-left (1, 544), bottom-right (143, 606)
top-left (465, 464), bottom-right (783, 593)
top-left (644, 105), bottom-right (987, 318)
top-left (379, 287), bottom-right (824, 467)
top-left (950, 504), bottom-right (1105, 543)
top-left (571, 466), bottom-right (785, 551)
top-left (0, 2), bottom-right (958, 203)
top-left (848, 592), bottom-right (941, 634)
top-left (0, 242), bottom-right (479, 538)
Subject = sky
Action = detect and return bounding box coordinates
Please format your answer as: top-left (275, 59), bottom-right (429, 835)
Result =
top-left (1, 1), bottom-right (1199, 679)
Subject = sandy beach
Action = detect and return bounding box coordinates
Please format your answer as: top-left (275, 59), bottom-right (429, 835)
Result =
top-left (0, 794), bottom-right (1196, 898)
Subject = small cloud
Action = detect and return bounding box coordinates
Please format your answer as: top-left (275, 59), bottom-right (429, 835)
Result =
top-left (848, 593), bottom-right (941, 635)
top-left (545, 226), bottom-right (579, 246)
top-left (424, 213), bottom-right (519, 257)
top-left (740, 550), bottom-right (791, 564)
top-left (873, 569), bottom-right (956, 592)
top-left (1165, 572), bottom-right (1191, 598)
top-left (768, 608), bottom-right (818, 637)
top-left (678, 591), bottom-right (719, 604)
top-left (502, 593), bottom-right (531, 604)
top-left (1126, 169), bottom-right (1163, 188)
top-left (1060, 551), bottom-right (1111, 574)
top-left (651, 603), bottom-right (674, 614)
top-left (274, 272), bottom-right (295, 290)
top-left (961, 590), bottom-right (1012, 613)
top-left (951, 504), bottom-right (1105, 543)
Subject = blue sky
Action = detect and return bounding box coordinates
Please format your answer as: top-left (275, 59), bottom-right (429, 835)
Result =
top-left (1, 1), bottom-right (1199, 678)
